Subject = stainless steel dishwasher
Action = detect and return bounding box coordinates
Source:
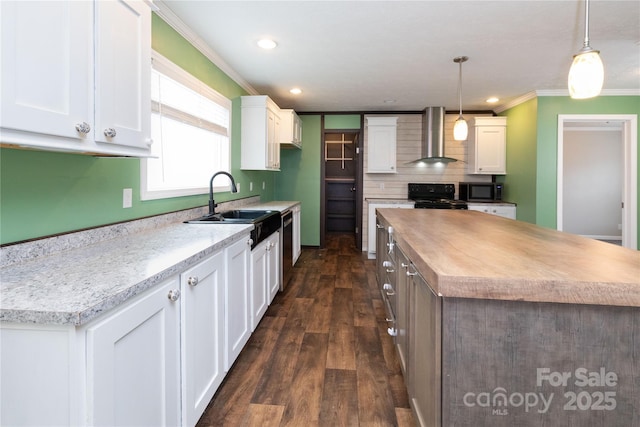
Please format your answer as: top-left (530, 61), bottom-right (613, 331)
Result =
top-left (281, 209), bottom-right (293, 289)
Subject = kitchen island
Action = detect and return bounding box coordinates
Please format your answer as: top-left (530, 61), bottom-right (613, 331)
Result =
top-left (376, 208), bottom-right (639, 427)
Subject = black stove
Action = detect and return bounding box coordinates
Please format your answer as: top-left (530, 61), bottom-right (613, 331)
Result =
top-left (408, 183), bottom-right (468, 209)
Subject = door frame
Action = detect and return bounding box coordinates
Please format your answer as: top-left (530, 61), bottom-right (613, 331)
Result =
top-left (557, 114), bottom-right (638, 249)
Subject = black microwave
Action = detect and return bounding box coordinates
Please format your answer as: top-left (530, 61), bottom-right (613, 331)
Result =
top-left (458, 182), bottom-right (503, 201)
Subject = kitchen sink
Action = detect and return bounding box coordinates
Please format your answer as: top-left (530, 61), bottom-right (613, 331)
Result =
top-left (185, 209), bottom-right (282, 249)
top-left (185, 210), bottom-right (277, 224)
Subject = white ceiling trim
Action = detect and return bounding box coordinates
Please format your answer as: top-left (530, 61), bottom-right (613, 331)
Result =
top-left (154, 1), bottom-right (259, 96)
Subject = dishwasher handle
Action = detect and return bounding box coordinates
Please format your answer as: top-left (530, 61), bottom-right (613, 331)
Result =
top-left (282, 211), bottom-right (293, 227)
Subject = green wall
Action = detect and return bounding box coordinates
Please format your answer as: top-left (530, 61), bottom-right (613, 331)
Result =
top-left (325, 114), bottom-right (361, 130)
top-left (276, 116), bottom-right (322, 246)
top-left (535, 96), bottom-right (639, 244)
top-left (499, 98), bottom-right (538, 223)
top-left (0, 14), bottom-right (276, 245)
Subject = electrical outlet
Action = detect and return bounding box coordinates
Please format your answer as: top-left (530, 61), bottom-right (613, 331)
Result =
top-left (262, 181), bottom-right (266, 190)
top-left (236, 182), bottom-right (241, 192)
top-left (123, 188), bottom-right (132, 208)
top-left (250, 182), bottom-right (253, 191)
top-left (379, 183), bottom-right (385, 190)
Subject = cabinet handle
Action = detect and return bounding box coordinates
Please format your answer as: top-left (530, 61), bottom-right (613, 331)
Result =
top-left (406, 270), bottom-right (418, 277)
top-left (75, 122), bottom-right (91, 134)
top-left (187, 276), bottom-right (199, 287)
top-left (376, 224), bottom-right (383, 229)
top-left (383, 283), bottom-right (396, 296)
top-left (104, 128), bottom-right (117, 138)
top-left (401, 262), bottom-right (409, 269)
top-left (167, 289), bottom-right (181, 301)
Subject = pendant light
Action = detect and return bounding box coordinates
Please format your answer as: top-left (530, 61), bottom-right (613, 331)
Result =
top-left (453, 56), bottom-right (468, 141)
top-left (568, 0), bottom-right (604, 99)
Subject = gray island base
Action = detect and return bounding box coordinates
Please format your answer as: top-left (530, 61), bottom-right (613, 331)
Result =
top-left (376, 208), bottom-right (639, 427)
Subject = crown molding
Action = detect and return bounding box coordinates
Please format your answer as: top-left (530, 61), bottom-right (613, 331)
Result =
top-left (494, 89), bottom-right (640, 113)
top-left (493, 91), bottom-right (537, 113)
top-left (153, 1), bottom-right (259, 96)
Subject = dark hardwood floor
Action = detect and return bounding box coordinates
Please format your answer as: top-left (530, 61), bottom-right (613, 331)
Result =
top-left (196, 233), bottom-right (416, 427)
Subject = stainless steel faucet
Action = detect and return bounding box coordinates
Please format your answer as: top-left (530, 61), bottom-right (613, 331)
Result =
top-left (209, 171), bottom-right (238, 215)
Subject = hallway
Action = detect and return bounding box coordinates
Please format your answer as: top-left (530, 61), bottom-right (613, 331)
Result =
top-left (196, 233), bottom-right (416, 426)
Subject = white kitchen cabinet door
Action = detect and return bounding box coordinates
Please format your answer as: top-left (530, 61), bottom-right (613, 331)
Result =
top-left (180, 250), bottom-right (226, 427)
top-left (467, 203), bottom-right (516, 219)
top-left (267, 230), bottom-right (281, 303)
top-left (292, 204), bottom-right (302, 264)
top-left (280, 108), bottom-right (302, 148)
top-left (225, 236), bottom-right (252, 370)
top-left (250, 238), bottom-right (269, 330)
top-left (86, 277), bottom-right (181, 427)
top-left (366, 117), bottom-right (398, 173)
top-left (241, 95), bottom-right (281, 170)
top-left (94, 0), bottom-right (151, 151)
top-left (0, 1), bottom-right (93, 142)
top-left (468, 117), bottom-right (507, 174)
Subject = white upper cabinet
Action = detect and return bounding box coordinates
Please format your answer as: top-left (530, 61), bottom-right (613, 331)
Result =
top-left (1, 1), bottom-right (93, 143)
top-left (0, 0), bottom-right (152, 157)
top-left (241, 95), bottom-right (281, 170)
top-left (279, 108), bottom-right (303, 148)
top-left (467, 117), bottom-right (507, 174)
top-left (366, 116), bottom-right (398, 173)
top-left (94, 0), bottom-right (152, 152)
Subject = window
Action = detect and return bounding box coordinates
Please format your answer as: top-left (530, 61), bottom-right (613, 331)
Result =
top-left (141, 52), bottom-right (232, 200)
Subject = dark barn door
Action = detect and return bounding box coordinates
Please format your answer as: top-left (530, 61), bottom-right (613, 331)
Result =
top-left (324, 132), bottom-right (358, 233)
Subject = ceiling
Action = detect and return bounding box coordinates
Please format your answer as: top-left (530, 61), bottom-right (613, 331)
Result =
top-left (158, 0), bottom-right (640, 113)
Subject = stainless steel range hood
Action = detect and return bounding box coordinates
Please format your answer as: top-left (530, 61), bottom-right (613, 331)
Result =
top-left (411, 106), bottom-right (457, 163)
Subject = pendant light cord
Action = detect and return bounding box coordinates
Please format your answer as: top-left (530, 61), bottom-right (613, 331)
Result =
top-left (458, 60), bottom-right (463, 117)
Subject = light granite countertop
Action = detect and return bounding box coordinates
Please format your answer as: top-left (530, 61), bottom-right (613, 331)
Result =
top-left (377, 208), bottom-right (640, 307)
top-left (0, 200), bottom-right (301, 326)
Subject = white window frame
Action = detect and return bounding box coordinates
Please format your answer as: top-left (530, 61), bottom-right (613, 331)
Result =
top-left (141, 51), bottom-right (232, 201)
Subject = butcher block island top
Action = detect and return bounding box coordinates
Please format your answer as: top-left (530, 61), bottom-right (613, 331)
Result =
top-left (377, 208), bottom-right (640, 307)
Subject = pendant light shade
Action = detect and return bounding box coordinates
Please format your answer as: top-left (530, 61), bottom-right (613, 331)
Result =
top-left (568, 0), bottom-right (604, 99)
top-left (453, 117), bottom-right (468, 141)
top-left (453, 56), bottom-right (468, 141)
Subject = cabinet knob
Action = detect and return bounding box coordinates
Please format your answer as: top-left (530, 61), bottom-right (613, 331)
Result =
top-left (387, 327), bottom-right (398, 337)
top-left (167, 289), bottom-right (181, 301)
top-left (401, 262), bottom-right (410, 269)
top-left (247, 238), bottom-right (253, 246)
top-left (187, 276), bottom-right (199, 287)
top-left (75, 122), bottom-right (91, 134)
top-left (104, 128), bottom-right (117, 138)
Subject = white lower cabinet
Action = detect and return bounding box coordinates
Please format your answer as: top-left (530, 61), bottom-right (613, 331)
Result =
top-left (292, 204), bottom-right (302, 264)
top-left (467, 203), bottom-right (516, 219)
top-left (180, 250), bottom-right (226, 427)
top-left (225, 237), bottom-right (252, 370)
top-left (87, 276), bottom-right (181, 427)
top-left (0, 232), bottom-right (264, 427)
top-left (250, 231), bottom-right (280, 330)
top-left (268, 231), bottom-right (281, 303)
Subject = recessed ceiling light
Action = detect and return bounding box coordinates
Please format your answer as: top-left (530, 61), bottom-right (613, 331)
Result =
top-left (486, 97), bottom-right (499, 103)
top-left (290, 88), bottom-right (302, 95)
top-left (257, 39), bottom-right (277, 49)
